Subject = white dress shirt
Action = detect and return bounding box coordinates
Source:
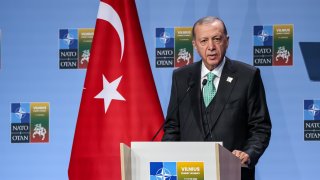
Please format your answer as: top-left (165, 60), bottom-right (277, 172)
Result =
top-left (200, 57), bottom-right (226, 91)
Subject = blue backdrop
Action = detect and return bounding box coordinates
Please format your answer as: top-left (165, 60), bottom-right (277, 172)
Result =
top-left (0, 0), bottom-right (319, 179)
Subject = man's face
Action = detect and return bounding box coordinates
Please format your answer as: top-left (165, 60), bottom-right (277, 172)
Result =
top-left (192, 21), bottom-right (229, 70)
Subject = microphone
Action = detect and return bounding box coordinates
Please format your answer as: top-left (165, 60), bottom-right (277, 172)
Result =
top-left (151, 80), bottom-right (195, 141)
top-left (201, 79), bottom-right (213, 141)
top-left (202, 79), bottom-right (207, 87)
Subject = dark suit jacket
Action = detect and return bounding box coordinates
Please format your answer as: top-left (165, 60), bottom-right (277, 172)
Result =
top-left (162, 58), bottom-right (272, 179)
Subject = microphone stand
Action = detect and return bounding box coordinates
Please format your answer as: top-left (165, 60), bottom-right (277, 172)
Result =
top-left (151, 81), bottom-right (195, 141)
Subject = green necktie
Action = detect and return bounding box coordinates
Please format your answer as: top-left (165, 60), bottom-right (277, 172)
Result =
top-left (203, 72), bottom-right (216, 107)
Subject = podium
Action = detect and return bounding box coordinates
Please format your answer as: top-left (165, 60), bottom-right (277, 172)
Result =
top-left (120, 142), bottom-right (241, 180)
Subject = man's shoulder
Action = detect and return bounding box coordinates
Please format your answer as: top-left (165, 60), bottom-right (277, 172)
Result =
top-left (227, 58), bottom-right (258, 75)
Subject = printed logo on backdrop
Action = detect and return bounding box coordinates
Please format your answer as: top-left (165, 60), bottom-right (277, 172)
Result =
top-left (150, 162), bottom-right (204, 180)
top-left (156, 27), bottom-right (193, 68)
top-left (59, 29), bottom-right (94, 69)
top-left (11, 102), bottom-right (49, 143)
top-left (304, 100), bottom-right (320, 141)
top-left (253, 24), bottom-right (293, 66)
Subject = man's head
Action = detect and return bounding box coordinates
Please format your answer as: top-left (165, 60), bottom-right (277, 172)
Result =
top-left (192, 16), bottom-right (229, 70)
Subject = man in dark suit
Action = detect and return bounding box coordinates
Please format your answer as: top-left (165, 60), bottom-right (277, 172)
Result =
top-left (162, 16), bottom-right (272, 180)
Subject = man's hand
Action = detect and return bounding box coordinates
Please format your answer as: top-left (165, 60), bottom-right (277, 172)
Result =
top-left (232, 150), bottom-right (250, 165)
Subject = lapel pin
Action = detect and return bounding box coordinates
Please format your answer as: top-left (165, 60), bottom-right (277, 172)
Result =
top-left (226, 77), bottom-right (233, 83)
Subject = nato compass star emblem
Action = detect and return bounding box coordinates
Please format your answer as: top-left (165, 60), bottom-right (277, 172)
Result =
top-left (160, 32), bottom-right (171, 44)
top-left (155, 167), bottom-right (172, 180)
top-left (258, 30), bottom-right (269, 42)
top-left (63, 33), bottom-right (75, 46)
top-left (14, 107), bottom-right (26, 120)
top-left (308, 104), bottom-right (320, 117)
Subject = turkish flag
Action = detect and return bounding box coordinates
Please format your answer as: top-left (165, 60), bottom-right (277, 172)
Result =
top-left (68, 0), bottom-right (164, 179)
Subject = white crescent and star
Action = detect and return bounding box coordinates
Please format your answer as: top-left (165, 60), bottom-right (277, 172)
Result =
top-left (94, 2), bottom-right (126, 113)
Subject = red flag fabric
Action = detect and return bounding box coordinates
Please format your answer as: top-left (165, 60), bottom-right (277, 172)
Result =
top-left (68, 0), bottom-right (164, 179)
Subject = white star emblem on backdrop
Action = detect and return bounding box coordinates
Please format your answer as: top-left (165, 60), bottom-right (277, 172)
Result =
top-left (94, 75), bottom-right (125, 113)
top-left (258, 30), bottom-right (269, 42)
top-left (308, 104), bottom-right (320, 117)
top-left (63, 33), bottom-right (74, 46)
top-left (160, 32), bottom-right (170, 44)
top-left (15, 107), bottom-right (26, 120)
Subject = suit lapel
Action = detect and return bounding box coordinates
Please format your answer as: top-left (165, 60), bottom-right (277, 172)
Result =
top-left (189, 61), bottom-right (206, 137)
top-left (210, 58), bottom-right (237, 128)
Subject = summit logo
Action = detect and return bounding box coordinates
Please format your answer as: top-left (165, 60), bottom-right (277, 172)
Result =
top-left (253, 24), bottom-right (293, 66)
top-left (150, 161), bottom-right (204, 180)
top-left (155, 27), bottom-right (193, 68)
top-left (59, 29), bottom-right (94, 69)
top-left (304, 100), bottom-right (320, 141)
top-left (11, 102), bottom-right (50, 143)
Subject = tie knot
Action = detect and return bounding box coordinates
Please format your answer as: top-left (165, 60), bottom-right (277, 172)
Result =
top-left (207, 72), bottom-right (215, 82)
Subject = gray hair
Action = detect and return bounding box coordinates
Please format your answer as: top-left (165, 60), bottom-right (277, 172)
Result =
top-left (192, 16), bottom-right (228, 39)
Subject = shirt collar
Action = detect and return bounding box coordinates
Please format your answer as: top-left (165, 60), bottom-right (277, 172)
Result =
top-left (201, 57), bottom-right (226, 79)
